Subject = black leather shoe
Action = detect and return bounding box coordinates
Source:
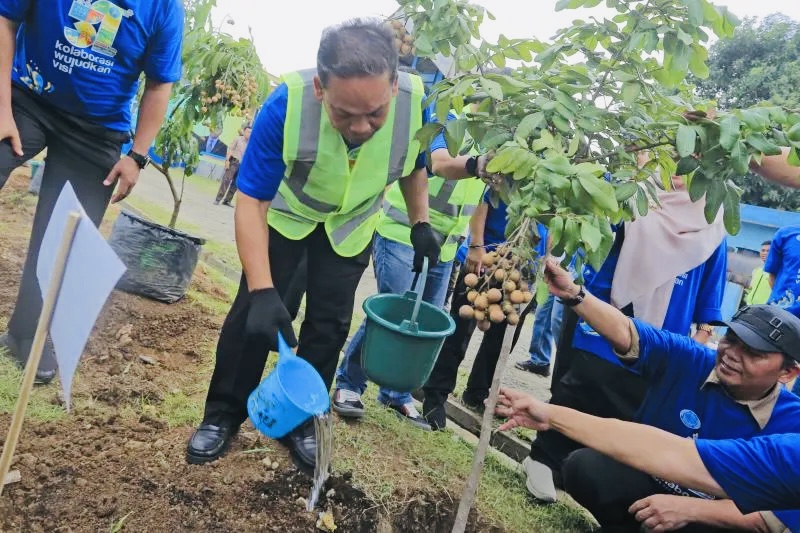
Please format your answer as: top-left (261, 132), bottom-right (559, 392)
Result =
top-left (281, 418), bottom-right (316, 468)
top-left (0, 331), bottom-right (58, 385)
top-left (186, 423), bottom-right (239, 464)
top-left (423, 395), bottom-right (447, 431)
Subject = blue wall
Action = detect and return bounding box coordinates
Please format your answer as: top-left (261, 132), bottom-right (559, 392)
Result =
top-left (729, 204), bottom-right (800, 252)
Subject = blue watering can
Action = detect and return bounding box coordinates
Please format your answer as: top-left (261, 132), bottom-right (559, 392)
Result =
top-left (247, 333), bottom-right (330, 438)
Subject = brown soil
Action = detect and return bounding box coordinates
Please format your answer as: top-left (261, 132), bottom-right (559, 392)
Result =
top-left (0, 171), bottom-right (502, 533)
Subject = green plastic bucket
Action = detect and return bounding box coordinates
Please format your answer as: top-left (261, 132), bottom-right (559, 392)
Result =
top-left (361, 258), bottom-right (456, 392)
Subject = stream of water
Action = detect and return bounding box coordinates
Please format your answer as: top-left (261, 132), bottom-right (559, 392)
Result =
top-left (306, 412), bottom-right (333, 512)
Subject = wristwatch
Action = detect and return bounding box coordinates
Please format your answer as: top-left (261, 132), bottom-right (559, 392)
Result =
top-left (559, 285), bottom-right (586, 307)
top-left (465, 155), bottom-right (479, 176)
top-left (127, 149), bottom-right (151, 169)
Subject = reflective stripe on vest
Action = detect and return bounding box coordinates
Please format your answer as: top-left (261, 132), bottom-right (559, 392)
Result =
top-left (268, 68), bottom-right (424, 257)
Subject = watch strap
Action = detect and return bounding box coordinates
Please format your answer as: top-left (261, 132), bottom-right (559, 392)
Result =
top-left (559, 285), bottom-right (586, 307)
top-left (127, 149), bottom-right (149, 169)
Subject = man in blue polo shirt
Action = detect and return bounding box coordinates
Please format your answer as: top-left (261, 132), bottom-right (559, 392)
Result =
top-left (765, 225), bottom-right (800, 309)
top-left (0, 0), bottom-right (183, 383)
top-left (495, 392), bottom-right (800, 517)
top-left (187, 19), bottom-right (441, 469)
top-left (539, 259), bottom-right (800, 532)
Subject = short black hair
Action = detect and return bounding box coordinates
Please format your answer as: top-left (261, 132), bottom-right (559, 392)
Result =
top-left (317, 18), bottom-right (398, 87)
top-left (762, 240), bottom-right (772, 246)
top-left (781, 353), bottom-right (797, 371)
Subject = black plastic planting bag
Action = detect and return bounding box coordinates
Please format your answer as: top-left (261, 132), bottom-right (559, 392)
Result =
top-left (108, 211), bottom-right (206, 303)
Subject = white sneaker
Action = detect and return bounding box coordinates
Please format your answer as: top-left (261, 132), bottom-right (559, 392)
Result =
top-left (332, 389), bottom-right (365, 418)
top-left (386, 402), bottom-right (432, 431)
top-left (521, 457), bottom-right (557, 502)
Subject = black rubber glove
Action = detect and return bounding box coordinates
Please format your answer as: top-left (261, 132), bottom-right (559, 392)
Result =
top-left (246, 288), bottom-right (298, 351)
top-left (410, 221), bottom-right (440, 272)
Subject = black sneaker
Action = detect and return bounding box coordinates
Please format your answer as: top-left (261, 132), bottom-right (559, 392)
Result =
top-left (461, 392), bottom-right (486, 414)
top-left (384, 402), bottom-right (431, 431)
top-left (0, 331), bottom-right (58, 385)
top-left (423, 398), bottom-right (446, 431)
top-left (514, 360), bottom-right (551, 377)
top-left (332, 389), bottom-right (365, 418)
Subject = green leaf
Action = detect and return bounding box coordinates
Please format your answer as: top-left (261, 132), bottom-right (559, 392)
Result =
top-left (685, 0), bottom-right (704, 26)
top-left (621, 82), bottom-right (641, 107)
top-left (414, 122), bottom-right (445, 149)
top-left (444, 119), bottom-right (467, 157)
top-left (731, 140), bottom-right (750, 175)
top-left (675, 156), bottom-right (700, 176)
top-left (532, 130), bottom-right (555, 152)
top-left (676, 124), bottom-right (697, 158)
top-left (688, 170), bottom-right (710, 202)
top-left (635, 188), bottom-right (649, 217)
top-left (552, 115), bottom-right (572, 134)
top-left (479, 78), bottom-right (504, 100)
top-left (704, 179), bottom-right (725, 223)
top-left (535, 279), bottom-right (550, 307)
top-left (740, 109), bottom-right (770, 131)
top-left (719, 115), bottom-right (741, 151)
top-left (485, 147), bottom-right (518, 173)
top-left (580, 220), bottom-right (602, 252)
top-left (553, 90), bottom-right (579, 114)
top-left (719, 115), bottom-right (742, 151)
top-left (577, 174), bottom-right (619, 212)
top-left (563, 218), bottom-right (580, 253)
top-left (549, 215), bottom-right (565, 250)
top-left (689, 43), bottom-right (709, 79)
top-left (787, 122), bottom-right (800, 143)
top-left (614, 182), bottom-right (639, 203)
top-left (515, 112), bottom-right (545, 144)
top-left (789, 147), bottom-right (800, 166)
top-left (745, 133), bottom-right (782, 156)
top-left (722, 186), bottom-right (741, 235)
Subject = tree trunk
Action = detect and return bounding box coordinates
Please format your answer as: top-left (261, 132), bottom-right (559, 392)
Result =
top-left (451, 324), bottom-right (517, 533)
top-left (156, 163), bottom-right (181, 229)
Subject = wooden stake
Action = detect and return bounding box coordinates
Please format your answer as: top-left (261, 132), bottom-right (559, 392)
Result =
top-left (452, 324), bottom-right (517, 533)
top-left (0, 211), bottom-right (81, 498)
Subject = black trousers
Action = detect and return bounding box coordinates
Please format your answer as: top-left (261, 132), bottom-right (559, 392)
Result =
top-left (202, 224), bottom-right (371, 426)
top-left (529, 349), bottom-right (648, 472)
top-left (422, 266), bottom-right (533, 405)
top-left (0, 85), bottom-right (127, 344)
top-left (562, 449), bottom-right (733, 533)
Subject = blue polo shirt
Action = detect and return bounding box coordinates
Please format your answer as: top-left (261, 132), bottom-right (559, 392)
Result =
top-left (765, 225), bottom-right (800, 308)
top-left (573, 227), bottom-right (727, 368)
top-left (696, 434), bottom-right (800, 514)
top-left (237, 83), bottom-right (429, 202)
top-left (3, 0), bottom-right (184, 131)
top-left (630, 320), bottom-right (800, 527)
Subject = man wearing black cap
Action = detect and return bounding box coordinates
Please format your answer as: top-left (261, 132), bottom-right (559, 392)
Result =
top-left (538, 259), bottom-right (800, 533)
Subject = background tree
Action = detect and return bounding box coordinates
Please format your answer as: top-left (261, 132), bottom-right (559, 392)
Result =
top-left (152, 0), bottom-right (276, 228)
top-left (695, 13), bottom-right (800, 210)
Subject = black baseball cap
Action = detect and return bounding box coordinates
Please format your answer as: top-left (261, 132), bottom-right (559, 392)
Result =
top-left (712, 305), bottom-right (800, 362)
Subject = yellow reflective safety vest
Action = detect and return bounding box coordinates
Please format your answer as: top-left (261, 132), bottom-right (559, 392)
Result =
top-left (267, 69), bottom-right (424, 257)
top-left (377, 133), bottom-right (485, 263)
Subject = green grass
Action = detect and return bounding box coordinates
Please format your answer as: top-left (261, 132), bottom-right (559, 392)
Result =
top-left (334, 386), bottom-right (593, 532)
top-left (0, 351), bottom-right (66, 422)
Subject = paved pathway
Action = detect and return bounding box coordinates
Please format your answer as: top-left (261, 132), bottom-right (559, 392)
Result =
top-left (126, 172), bottom-right (554, 403)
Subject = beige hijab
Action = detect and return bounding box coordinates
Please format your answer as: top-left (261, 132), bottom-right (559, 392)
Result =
top-left (610, 180), bottom-right (727, 329)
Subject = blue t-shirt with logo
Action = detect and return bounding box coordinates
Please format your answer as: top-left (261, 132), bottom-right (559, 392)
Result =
top-left (237, 83), bottom-right (429, 202)
top-left (630, 319), bottom-right (800, 527)
top-left (572, 227), bottom-right (727, 369)
top-left (696, 434), bottom-right (800, 515)
top-left (765, 225), bottom-right (800, 308)
top-left (3, 0), bottom-right (184, 132)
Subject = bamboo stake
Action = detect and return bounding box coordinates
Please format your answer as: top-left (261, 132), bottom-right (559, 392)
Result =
top-left (452, 323), bottom-right (517, 533)
top-left (0, 211), bottom-right (81, 497)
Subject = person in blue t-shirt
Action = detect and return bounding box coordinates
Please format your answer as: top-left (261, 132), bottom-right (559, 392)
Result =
top-left (539, 260), bottom-right (800, 531)
top-left (422, 190), bottom-right (546, 429)
top-left (0, 0), bottom-right (183, 384)
top-left (188, 20), bottom-right (441, 470)
top-left (523, 178), bottom-right (729, 503)
top-left (765, 225), bottom-right (800, 309)
top-left (496, 393), bottom-right (800, 517)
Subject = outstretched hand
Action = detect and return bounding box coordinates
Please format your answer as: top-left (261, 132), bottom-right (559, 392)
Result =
top-left (495, 387), bottom-right (553, 432)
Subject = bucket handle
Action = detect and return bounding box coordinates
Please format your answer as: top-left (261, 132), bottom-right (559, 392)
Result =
top-left (409, 256), bottom-right (429, 325)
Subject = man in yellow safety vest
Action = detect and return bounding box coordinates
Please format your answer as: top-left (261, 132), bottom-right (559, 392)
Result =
top-left (186, 19), bottom-right (442, 468)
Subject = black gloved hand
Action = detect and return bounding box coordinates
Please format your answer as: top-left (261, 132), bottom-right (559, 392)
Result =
top-left (410, 221), bottom-right (440, 272)
top-left (246, 288), bottom-right (298, 351)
